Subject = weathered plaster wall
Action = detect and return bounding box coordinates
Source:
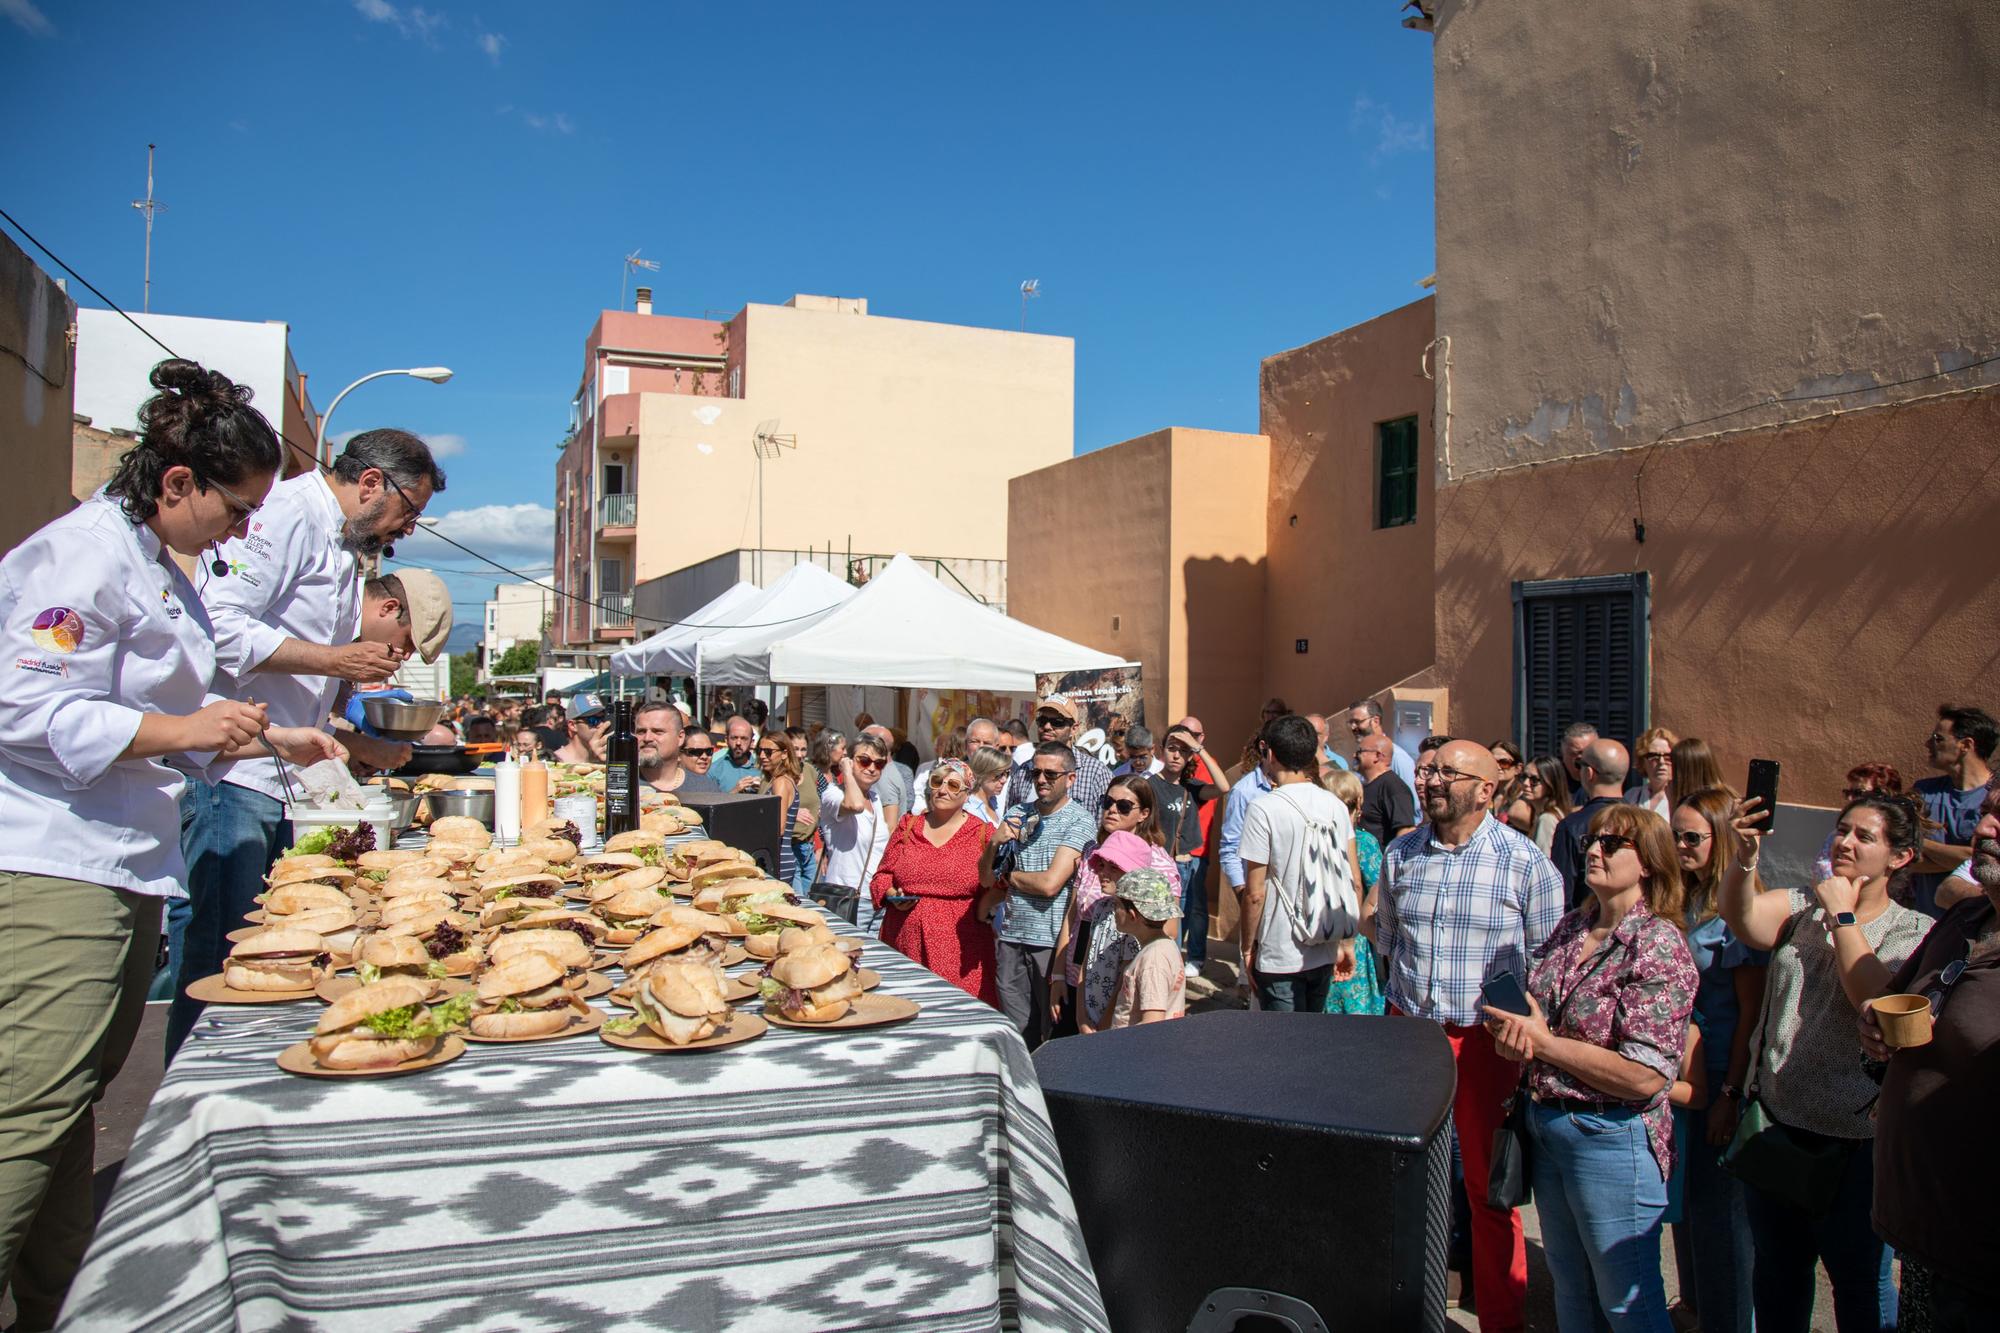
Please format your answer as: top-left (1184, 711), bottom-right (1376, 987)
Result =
top-left (1430, 0), bottom-right (2000, 475)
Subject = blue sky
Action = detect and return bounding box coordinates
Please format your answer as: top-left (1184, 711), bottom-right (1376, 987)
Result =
top-left (1, 1), bottom-right (1435, 636)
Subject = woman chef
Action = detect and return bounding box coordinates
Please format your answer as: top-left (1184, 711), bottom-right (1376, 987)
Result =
top-left (0, 359), bottom-right (345, 1329)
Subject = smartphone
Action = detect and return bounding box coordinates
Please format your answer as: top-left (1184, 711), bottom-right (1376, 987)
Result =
top-left (1481, 970), bottom-right (1533, 1017)
top-left (1745, 759), bottom-right (1781, 832)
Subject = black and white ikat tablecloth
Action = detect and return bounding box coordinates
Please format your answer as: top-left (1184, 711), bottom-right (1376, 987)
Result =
top-left (59, 928), bottom-right (1109, 1331)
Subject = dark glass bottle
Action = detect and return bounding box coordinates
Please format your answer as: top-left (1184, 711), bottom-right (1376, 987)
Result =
top-left (604, 698), bottom-right (639, 837)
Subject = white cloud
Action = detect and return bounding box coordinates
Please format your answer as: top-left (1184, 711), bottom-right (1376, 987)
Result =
top-left (1, 0), bottom-right (54, 35)
top-left (508, 108), bottom-right (576, 135)
top-left (407, 503), bottom-right (555, 570)
top-left (1350, 94), bottom-right (1430, 162)
top-left (353, 0), bottom-right (446, 42)
top-left (476, 30), bottom-right (504, 64)
top-left (422, 433), bottom-right (467, 459)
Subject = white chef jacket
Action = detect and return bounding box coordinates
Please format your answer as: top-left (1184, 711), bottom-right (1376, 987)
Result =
top-left (0, 495), bottom-right (220, 897)
top-left (200, 471), bottom-right (359, 803)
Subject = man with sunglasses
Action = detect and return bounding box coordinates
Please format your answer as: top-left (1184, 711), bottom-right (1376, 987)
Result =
top-left (983, 740), bottom-right (1097, 1049)
top-left (1007, 696), bottom-right (1110, 815)
top-left (170, 429), bottom-right (447, 1061)
top-left (1377, 740), bottom-right (1564, 1333)
top-left (1910, 704), bottom-right (1996, 918)
top-left (1863, 779), bottom-right (2000, 1328)
top-left (821, 732), bottom-right (893, 933)
top-left (1549, 738), bottom-right (1632, 908)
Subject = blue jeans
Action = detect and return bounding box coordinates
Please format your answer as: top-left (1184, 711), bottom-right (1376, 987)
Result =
top-left (1679, 1102), bottom-right (1753, 1333)
top-left (1527, 1099), bottom-right (1672, 1332)
top-left (791, 838), bottom-right (820, 897)
top-left (1177, 855), bottom-right (1207, 964)
top-left (1742, 1125), bottom-right (1894, 1333)
top-left (166, 781), bottom-right (290, 1061)
top-left (1251, 962), bottom-right (1331, 1012)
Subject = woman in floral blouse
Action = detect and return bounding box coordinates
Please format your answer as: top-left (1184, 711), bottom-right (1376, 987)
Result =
top-left (1484, 803), bottom-right (1697, 1333)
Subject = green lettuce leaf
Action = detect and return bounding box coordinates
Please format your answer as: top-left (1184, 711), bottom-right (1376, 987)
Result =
top-left (602, 1015), bottom-right (642, 1035)
top-left (355, 962), bottom-right (382, 985)
top-left (287, 828), bottom-right (340, 858)
top-left (757, 977), bottom-right (784, 1000)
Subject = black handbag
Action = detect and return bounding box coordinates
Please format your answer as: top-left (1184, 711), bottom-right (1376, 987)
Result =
top-left (1719, 915), bottom-right (1850, 1213)
top-left (808, 882), bottom-right (860, 925)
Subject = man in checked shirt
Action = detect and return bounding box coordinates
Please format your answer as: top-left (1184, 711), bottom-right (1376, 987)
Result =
top-left (1377, 739), bottom-right (1564, 1333)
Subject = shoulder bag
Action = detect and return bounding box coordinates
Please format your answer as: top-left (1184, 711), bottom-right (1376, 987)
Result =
top-left (1487, 933), bottom-right (1618, 1209)
top-left (1719, 912), bottom-right (1848, 1213)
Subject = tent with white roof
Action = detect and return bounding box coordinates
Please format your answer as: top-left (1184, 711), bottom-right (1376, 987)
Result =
top-left (608, 580), bottom-right (760, 675)
top-left (686, 562), bottom-right (857, 684)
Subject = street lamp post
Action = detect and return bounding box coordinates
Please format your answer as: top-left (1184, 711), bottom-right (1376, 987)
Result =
top-left (315, 366), bottom-right (454, 457)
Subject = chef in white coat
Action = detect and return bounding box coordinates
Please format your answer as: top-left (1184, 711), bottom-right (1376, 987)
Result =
top-left (0, 361), bottom-right (345, 1329)
top-left (165, 428), bottom-right (446, 1058)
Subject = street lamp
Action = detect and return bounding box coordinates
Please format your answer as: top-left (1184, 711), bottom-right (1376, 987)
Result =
top-left (316, 366), bottom-right (455, 454)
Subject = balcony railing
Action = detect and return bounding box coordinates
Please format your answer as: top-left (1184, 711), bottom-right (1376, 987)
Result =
top-left (597, 494), bottom-right (637, 530)
top-left (597, 593), bottom-right (633, 629)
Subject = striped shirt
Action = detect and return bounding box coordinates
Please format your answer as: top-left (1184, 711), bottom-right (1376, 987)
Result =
top-left (1377, 814), bottom-right (1565, 1027)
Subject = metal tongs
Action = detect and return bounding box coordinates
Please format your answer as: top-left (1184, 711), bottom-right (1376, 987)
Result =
top-left (249, 699), bottom-right (300, 806)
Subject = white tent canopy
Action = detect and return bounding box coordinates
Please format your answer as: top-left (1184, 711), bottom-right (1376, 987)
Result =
top-left (691, 562), bottom-right (857, 685)
top-left (608, 581), bottom-right (760, 675)
top-left (767, 553), bottom-right (1126, 691)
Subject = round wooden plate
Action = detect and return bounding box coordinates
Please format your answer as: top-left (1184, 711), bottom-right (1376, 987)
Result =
top-left (600, 1011), bottom-right (768, 1052)
top-left (316, 975), bottom-right (472, 1004)
top-left (764, 992), bottom-right (920, 1031)
top-left (569, 972), bottom-right (616, 999)
top-left (277, 1036), bottom-right (466, 1078)
top-left (184, 973), bottom-right (321, 1005)
top-left (464, 1008), bottom-right (605, 1044)
top-left (611, 975), bottom-right (759, 1008)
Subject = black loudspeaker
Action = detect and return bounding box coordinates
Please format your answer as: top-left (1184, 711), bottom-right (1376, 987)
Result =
top-left (1033, 1011), bottom-right (1456, 1333)
top-left (670, 789), bottom-right (783, 876)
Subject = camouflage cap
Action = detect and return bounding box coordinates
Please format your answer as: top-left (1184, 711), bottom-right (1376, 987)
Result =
top-left (1115, 867), bottom-right (1181, 922)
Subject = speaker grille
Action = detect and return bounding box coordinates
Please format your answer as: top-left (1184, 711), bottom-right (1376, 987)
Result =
top-left (1419, 1115), bottom-right (1453, 1332)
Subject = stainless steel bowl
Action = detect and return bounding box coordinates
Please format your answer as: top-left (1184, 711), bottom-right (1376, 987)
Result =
top-left (372, 789), bottom-right (418, 831)
top-left (427, 789), bottom-right (495, 828)
top-left (363, 697), bottom-right (446, 742)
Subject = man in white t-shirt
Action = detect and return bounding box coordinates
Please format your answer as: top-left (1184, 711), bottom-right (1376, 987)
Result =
top-left (1240, 713), bottom-right (1358, 1012)
top-left (819, 730), bottom-right (890, 931)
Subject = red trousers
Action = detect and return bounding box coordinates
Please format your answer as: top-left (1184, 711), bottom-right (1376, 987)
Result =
top-left (1399, 1012), bottom-right (1529, 1333)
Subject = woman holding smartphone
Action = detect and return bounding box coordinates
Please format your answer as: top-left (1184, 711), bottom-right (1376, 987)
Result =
top-left (1483, 805), bottom-right (1697, 1331)
top-left (869, 759), bottom-right (997, 1004)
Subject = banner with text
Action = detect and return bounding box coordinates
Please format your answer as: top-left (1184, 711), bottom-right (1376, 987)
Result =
top-left (1036, 665), bottom-right (1145, 769)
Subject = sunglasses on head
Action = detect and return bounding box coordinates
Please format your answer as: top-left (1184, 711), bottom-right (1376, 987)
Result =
top-left (1582, 833), bottom-right (1636, 856)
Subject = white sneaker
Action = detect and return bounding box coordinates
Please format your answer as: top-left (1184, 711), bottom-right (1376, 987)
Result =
top-left (1184, 961), bottom-right (1200, 979)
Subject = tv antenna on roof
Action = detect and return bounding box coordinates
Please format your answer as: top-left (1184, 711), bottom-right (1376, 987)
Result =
top-left (131, 144), bottom-right (167, 313)
top-left (1019, 278), bottom-right (1040, 331)
top-left (751, 419), bottom-right (798, 585)
top-left (621, 249), bottom-right (660, 310)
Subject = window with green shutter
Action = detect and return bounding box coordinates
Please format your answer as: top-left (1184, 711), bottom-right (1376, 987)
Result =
top-left (1376, 415), bottom-right (1419, 529)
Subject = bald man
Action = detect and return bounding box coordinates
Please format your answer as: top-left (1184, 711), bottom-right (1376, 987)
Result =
top-left (1550, 737), bottom-right (1633, 907)
top-left (1377, 738), bottom-right (1564, 1332)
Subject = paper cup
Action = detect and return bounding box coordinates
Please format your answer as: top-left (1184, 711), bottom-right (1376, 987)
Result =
top-left (1871, 993), bottom-right (1933, 1049)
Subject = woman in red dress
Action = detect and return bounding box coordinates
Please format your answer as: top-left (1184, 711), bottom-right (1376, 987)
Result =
top-left (870, 758), bottom-right (999, 1006)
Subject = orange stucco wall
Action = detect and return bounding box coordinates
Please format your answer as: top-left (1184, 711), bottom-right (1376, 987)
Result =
top-left (1260, 297), bottom-right (1437, 718)
top-left (1433, 390), bottom-right (2000, 803)
top-left (1008, 428), bottom-right (1269, 746)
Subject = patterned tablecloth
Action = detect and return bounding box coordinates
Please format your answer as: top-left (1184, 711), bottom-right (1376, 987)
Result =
top-left (58, 910), bottom-right (1109, 1331)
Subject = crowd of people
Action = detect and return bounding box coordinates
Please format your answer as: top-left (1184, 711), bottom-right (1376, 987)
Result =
top-left (557, 690), bottom-right (1992, 1333)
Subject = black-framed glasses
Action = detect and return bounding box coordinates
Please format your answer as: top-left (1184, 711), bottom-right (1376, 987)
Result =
top-left (1642, 752), bottom-right (1673, 765)
top-left (756, 745), bottom-right (783, 757)
top-left (1582, 833), bottom-right (1636, 856)
top-left (1036, 715), bottom-right (1072, 729)
top-left (1925, 958), bottom-right (1970, 1019)
top-left (683, 745), bottom-right (714, 757)
top-left (1413, 764), bottom-right (1481, 785)
top-left (1672, 831), bottom-right (1712, 848)
top-left (1031, 767), bottom-right (1071, 784)
top-left (1101, 797), bottom-right (1138, 814)
top-left (854, 755), bottom-right (886, 770)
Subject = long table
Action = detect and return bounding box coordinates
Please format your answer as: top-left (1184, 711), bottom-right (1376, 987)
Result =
top-left (59, 898), bottom-right (1109, 1331)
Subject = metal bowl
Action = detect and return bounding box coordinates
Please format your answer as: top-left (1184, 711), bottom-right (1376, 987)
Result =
top-left (427, 789), bottom-right (495, 828)
top-left (371, 789), bottom-right (418, 831)
top-left (363, 697), bottom-right (446, 742)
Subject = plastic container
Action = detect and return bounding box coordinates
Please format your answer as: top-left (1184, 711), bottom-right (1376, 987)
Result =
top-left (286, 797), bottom-right (399, 850)
top-left (521, 760), bottom-right (550, 828)
top-left (494, 756), bottom-right (522, 843)
top-left (553, 793), bottom-right (599, 849)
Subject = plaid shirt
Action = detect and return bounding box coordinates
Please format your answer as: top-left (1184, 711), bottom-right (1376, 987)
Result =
top-left (1376, 814), bottom-right (1565, 1027)
top-left (1008, 747), bottom-right (1112, 817)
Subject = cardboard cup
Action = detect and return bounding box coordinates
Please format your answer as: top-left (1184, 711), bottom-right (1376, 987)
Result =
top-left (1871, 993), bottom-right (1933, 1049)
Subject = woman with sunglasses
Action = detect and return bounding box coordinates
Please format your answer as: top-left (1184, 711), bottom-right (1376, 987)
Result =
top-left (868, 759), bottom-right (998, 1005)
top-left (1488, 739), bottom-right (1525, 810)
top-left (1663, 785), bottom-right (1766, 1333)
top-left (1483, 805), bottom-right (1697, 1332)
top-left (964, 747), bottom-right (1014, 829)
top-left (0, 360), bottom-right (348, 1326)
top-left (1718, 789), bottom-right (1932, 1333)
top-left (1506, 754), bottom-right (1574, 854)
top-left (1049, 779), bottom-right (1180, 1032)
top-left (1626, 727), bottom-right (1678, 818)
top-left (754, 734), bottom-right (804, 887)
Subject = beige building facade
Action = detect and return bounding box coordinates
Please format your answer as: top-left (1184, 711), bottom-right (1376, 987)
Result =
top-left (1, 233), bottom-right (77, 554)
top-left (556, 293), bottom-right (1072, 657)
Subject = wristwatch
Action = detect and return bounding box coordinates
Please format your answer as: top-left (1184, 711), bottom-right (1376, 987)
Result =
top-left (1720, 1084), bottom-right (1743, 1102)
top-left (1834, 910), bottom-right (1858, 928)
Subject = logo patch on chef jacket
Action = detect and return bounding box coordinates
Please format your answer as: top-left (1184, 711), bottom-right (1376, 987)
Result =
top-left (29, 607), bottom-right (83, 654)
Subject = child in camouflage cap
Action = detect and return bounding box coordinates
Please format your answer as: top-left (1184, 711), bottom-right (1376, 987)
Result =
top-left (1106, 868), bottom-right (1186, 1027)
